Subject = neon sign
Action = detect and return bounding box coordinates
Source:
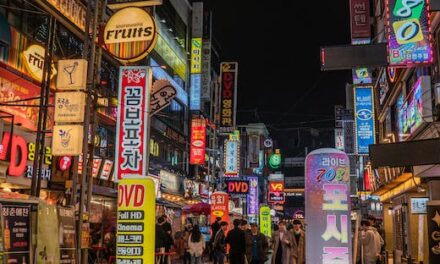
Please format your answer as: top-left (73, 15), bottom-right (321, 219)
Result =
top-left (305, 148), bottom-right (351, 264)
top-left (386, 0), bottom-right (433, 66)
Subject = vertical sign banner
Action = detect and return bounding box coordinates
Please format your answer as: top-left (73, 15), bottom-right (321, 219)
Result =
top-left (354, 86), bottom-right (375, 155)
top-left (190, 38), bottom-right (202, 74)
top-left (220, 62), bottom-right (238, 132)
top-left (350, 0), bottom-right (371, 43)
top-left (427, 202), bottom-right (440, 263)
top-left (259, 205), bottom-right (271, 238)
top-left (117, 178), bottom-right (155, 264)
top-left (305, 148), bottom-right (351, 264)
top-left (37, 203), bottom-right (60, 264)
top-left (190, 118), bottom-right (206, 165)
top-left (210, 192), bottom-right (229, 223)
top-left (386, 0), bottom-right (433, 66)
top-left (2, 204), bottom-right (31, 264)
top-left (247, 176), bottom-right (259, 220)
top-left (224, 140), bottom-right (240, 177)
top-left (115, 66), bottom-right (151, 180)
top-left (335, 128), bottom-right (345, 151)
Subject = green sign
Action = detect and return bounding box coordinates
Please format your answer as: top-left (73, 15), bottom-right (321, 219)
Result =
top-left (259, 205), bottom-right (271, 237)
top-left (269, 154), bottom-right (281, 169)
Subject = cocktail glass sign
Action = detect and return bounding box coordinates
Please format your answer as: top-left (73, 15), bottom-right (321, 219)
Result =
top-left (386, 0), bottom-right (433, 66)
top-left (56, 59), bottom-right (88, 90)
top-left (305, 148), bottom-right (351, 264)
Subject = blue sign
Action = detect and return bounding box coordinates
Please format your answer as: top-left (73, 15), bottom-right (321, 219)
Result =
top-left (190, 74), bottom-right (201, 110)
top-left (354, 86), bottom-right (375, 154)
top-left (150, 59), bottom-right (188, 106)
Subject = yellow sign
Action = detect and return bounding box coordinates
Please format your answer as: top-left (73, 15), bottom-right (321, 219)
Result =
top-left (154, 34), bottom-right (186, 79)
top-left (22, 44), bottom-right (57, 82)
top-left (103, 7), bottom-right (158, 62)
top-left (56, 59), bottom-right (88, 90)
top-left (54, 92), bottom-right (86, 123)
top-left (117, 178), bottom-right (155, 264)
top-left (52, 125), bottom-right (84, 156)
top-left (260, 205), bottom-right (271, 237)
top-left (46, 0), bottom-right (86, 31)
top-left (108, 0), bottom-right (163, 9)
top-left (190, 38), bottom-right (202, 74)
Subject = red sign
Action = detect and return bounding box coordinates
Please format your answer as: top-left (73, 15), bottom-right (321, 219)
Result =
top-left (115, 66), bottom-right (150, 179)
top-left (210, 192), bottom-right (229, 223)
top-left (118, 183), bottom-right (145, 208)
top-left (226, 180), bottom-right (249, 195)
top-left (219, 62), bottom-right (238, 131)
top-left (58, 156), bottom-right (72, 171)
top-left (100, 160), bottom-right (114, 180)
top-left (268, 181), bottom-right (285, 204)
top-left (349, 0), bottom-right (371, 42)
top-left (92, 157), bottom-right (102, 178)
top-left (190, 118), bottom-right (206, 165)
top-left (0, 133), bottom-right (28, 176)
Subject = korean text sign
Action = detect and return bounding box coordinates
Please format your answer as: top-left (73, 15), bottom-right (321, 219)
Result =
top-left (305, 148), bottom-right (351, 264)
top-left (386, 0), bottom-right (433, 66)
top-left (117, 178), bottom-right (155, 264)
top-left (190, 118), bottom-right (206, 165)
top-left (224, 140), bottom-right (239, 176)
top-left (350, 0), bottom-right (371, 42)
top-left (220, 62), bottom-right (238, 131)
top-left (259, 205), bottom-right (271, 238)
top-left (210, 192), bottom-right (229, 223)
top-left (115, 67), bottom-right (151, 180)
top-left (247, 176), bottom-right (259, 216)
top-left (354, 86), bottom-right (375, 155)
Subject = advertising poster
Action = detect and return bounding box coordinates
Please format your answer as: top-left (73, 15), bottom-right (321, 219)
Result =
top-left (259, 205), bottom-right (271, 238)
top-left (247, 176), bottom-right (259, 219)
top-left (57, 207), bottom-right (76, 264)
top-left (210, 192), bottom-right (229, 223)
top-left (37, 203), bottom-right (60, 264)
top-left (224, 140), bottom-right (239, 177)
top-left (117, 178), bottom-right (156, 264)
top-left (115, 66), bottom-right (151, 180)
top-left (189, 118), bottom-right (206, 165)
top-left (354, 86), bottom-right (375, 154)
top-left (2, 204), bottom-right (31, 264)
top-left (386, 0), bottom-right (433, 66)
top-left (427, 202), bottom-right (440, 263)
top-left (305, 148), bottom-right (351, 264)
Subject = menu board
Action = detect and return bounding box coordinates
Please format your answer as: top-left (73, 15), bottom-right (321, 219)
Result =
top-left (58, 207), bottom-right (76, 264)
top-left (2, 204), bottom-right (31, 264)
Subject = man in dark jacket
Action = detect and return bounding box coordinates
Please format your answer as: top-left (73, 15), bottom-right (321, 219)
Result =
top-left (213, 221), bottom-right (228, 264)
top-left (210, 217), bottom-right (222, 261)
top-left (225, 219), bottom-right (246, 264)
top-left (241, 219), bottom-right (253, 262)
top-left (249, 223), bottom-right (268, 264)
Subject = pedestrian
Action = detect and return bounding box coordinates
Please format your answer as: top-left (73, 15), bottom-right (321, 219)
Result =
top-left (210, 217), bottom-right (222, 261)
top-left (183, 226), bottom-right (192, 264)
top-left (213, 221), bottom-right (228, 264)
top-left (156, 216), bottom-right (174, 264)
top-left (226, 219), bottom-right (246, 264)
top-left (271, 221), bottom-right (294, 264)
top-left (291, 220), bottom-right (305, 264)
top-left (240, 219), bottom-right (253, 263)
top-left (360, 220), bottom-right (380, 264)
top-left (248, 223), bottom-right (268, 264)
top-left (367, 216), bottom-right (385, 264)
top-left (174, 231), bottom-right (186, 264)
top-left (187, 225), bottom-right (205, 264)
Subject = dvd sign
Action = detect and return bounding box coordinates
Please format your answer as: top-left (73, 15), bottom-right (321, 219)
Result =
top-left (226, 180), bottom-right (249, 196)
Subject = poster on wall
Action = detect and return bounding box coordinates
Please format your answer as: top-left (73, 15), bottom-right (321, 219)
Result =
top-left (354, 86), bottom-right (375, 154)
top-left (58, 207), bottom-right (76, 264)
top-left (115, 66), bottom-right (151, 180)
top-left (2, 204), bottom-right (31, 264)
top-left (386, 0), bottom-right (433, 66)
top-left (36, 203), bottom-right (60, 264)
top-left (305, 148), bottom-right (351, 264)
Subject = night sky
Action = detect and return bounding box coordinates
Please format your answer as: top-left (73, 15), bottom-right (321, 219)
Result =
top-left (210, 1), bottom-right (353, 130)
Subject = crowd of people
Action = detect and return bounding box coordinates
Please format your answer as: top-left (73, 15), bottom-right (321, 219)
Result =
top-left (154, 214), bottom-right (384, 264)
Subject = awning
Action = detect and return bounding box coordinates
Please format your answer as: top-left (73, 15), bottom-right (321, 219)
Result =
top-left (156, 198), bottom-right (182, 209)
top-left (182, 202), bottom-right (210, 215)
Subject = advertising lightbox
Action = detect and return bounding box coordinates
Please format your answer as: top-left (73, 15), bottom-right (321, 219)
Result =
top-left (354, 86), bottom-right (375, 154)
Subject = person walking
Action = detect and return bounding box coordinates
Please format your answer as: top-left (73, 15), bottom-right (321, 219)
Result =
top-left (226, 219), bottom-right (246, 264)
top-left (271, 221), bottom-right (294, 264)
top-left (248, 223), bottom-right (268, 264)
top-left (210, 217), bottom-right (222, 261)
top-left (291, 220), bottom-right (305, 264)
top-left (213, 221), bottom-right (228, 264)
top-left (240, 219), bottom-right (253, 263)
top-left (187, 225), bottom-right (205, 264)
top-left (361, 220), bottom-right (380, 264)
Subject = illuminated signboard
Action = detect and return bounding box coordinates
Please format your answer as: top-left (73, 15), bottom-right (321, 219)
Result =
top-left (268, 181), bottom-right (285, 204)
top-left (154, 34), bottom-right (186, 80)
top-left (335, 128), bottom-right (344, 151)
top-left (46, 0), bottom-right (86, 31)
top-left (305, 148), bottom-right (351, 264)
top-left (191, 38), bottom-right (202, 74)
top-left (220, 62), bottom-right (238, 132)
top-left (225, 179), bottom-right (249, 197)
top-left (107, 0), bottom-right (163, 9)
top-left (350, 0), bottom-right (371, 43)
top-left (21, 44), bottom-right (57, 82)
top-left (189, 118), bottom-right (206, 165)
top-left (115, 66), bottom-right (151, 179)
top-left (259, 205), bottom-right (271, 237)
top-left (354, 86), bottom-right (375, 154)
top-left (56, 59), bottom-right (88, 91)
top-left (224, 140), bottom-right (240, 177)
top-left (210, 192), bottom-right (229, 223)
top-left (190, 74), bottom-right (202, 110)
top-left (352, 68), bottom-right (372, 84)
top-left (397, 76), bottom-right (432, 141)
top-left (386, 0), bottom-right (433, 66)
top-left (103, 7), bottom-right (157, 62)
top-left (52, 125), bottom-right (84, 156)
top-left (54, 92), bottom-right (86, 123)
top-left (247, 176), bottom-right (259, 218)
top-left (117, 178), bottom-right (155, 264)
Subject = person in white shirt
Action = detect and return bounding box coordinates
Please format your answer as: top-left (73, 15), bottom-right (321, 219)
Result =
top-left (188, 225), bottom-right (205, 264)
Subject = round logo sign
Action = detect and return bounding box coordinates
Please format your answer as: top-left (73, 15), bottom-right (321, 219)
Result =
top-left (263, 138), bottom-right (273, 148)
top-left (356, 109), bottom-right (372, 121)
top-left (269, 154), bottom-right (281, 169)
top-left (103, 7), bottom-right (157, 62)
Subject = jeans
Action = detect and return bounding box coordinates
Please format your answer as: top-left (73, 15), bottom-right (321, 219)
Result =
top-left (214, 251), bottom-right (225, 264)
top-left (190, 256), bottom-right (202, 264)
